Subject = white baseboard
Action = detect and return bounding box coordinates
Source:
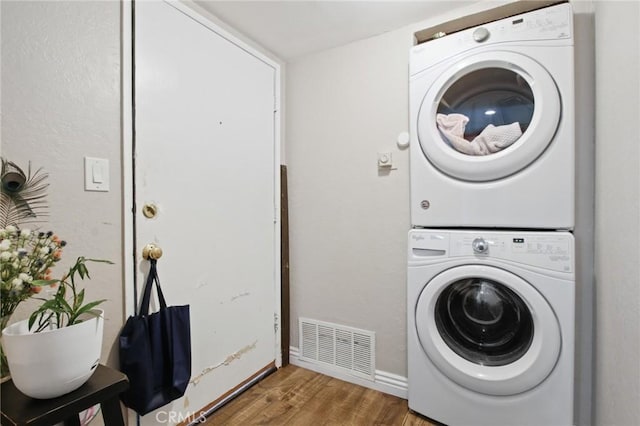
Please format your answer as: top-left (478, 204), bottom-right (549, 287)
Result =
top-left (289, 347), bottom-right (408, 399)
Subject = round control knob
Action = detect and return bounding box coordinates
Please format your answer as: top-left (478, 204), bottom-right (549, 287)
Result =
top-left (473, 27), bottom-right (490, 43)
top-left (472, 238), bottom-right (489, 254)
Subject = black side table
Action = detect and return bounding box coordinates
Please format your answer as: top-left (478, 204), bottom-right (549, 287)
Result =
top-left (1, 364), bottom-right (129, 426)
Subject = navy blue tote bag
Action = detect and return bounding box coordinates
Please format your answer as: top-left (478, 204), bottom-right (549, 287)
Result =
top-left (119, 259), bottom-right (191, 415)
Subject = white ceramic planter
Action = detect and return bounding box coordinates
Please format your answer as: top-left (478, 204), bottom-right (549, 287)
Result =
top-left (1, 309), bottom-right (104, 399)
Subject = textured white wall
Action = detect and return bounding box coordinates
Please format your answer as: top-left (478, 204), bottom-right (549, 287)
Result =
top-left (286, 27), bottom-right (413, 374)
top-left (572, 3), bottom-right (596, 424)
top-left (285, 1), bottom-right (506, 376)
top-left (1, 1), bottom-right (123, 367)
top-left (594, 1), bottom-right (640, 424)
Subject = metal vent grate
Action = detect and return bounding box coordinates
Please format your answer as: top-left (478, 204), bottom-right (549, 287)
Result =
top-left (299, 318), bottom-right (375, 380)
top-left (301, 321), bottom-right (317, 359)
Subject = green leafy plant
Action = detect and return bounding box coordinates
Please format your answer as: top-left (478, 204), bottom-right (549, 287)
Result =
top-left (29, 256), bottom-right (113, 333)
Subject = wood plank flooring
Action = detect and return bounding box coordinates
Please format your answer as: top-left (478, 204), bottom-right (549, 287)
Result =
top-left (203, 365), bottom-right (436, 425)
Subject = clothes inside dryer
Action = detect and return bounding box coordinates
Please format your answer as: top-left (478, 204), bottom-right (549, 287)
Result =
top-left (435, 67), bottom-right (534, 155)
top-left (438, 68), bottom-right (534, 139)
top-left (436, 113), bottom-right (522, 155)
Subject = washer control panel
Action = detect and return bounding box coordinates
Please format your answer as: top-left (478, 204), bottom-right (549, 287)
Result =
top-left (409, 230), bottom-right (574, 273)
top-left (471, 237), bottom-right (490, 253)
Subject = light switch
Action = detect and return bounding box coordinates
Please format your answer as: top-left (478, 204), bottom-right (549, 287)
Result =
top-left (84, 157), bottom-right (109, 192)
top-left (92, 163), bottom-right (104, 183)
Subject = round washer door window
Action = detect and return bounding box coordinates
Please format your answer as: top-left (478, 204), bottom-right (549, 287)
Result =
top-left (435, 277), bottom-right (534, 367)
top-left (417, 51), bottom-right (561, 182)
top-left (415, 265), bottom-right (561, 396)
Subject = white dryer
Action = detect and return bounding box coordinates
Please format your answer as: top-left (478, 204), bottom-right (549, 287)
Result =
top-left (409, 3), bottom-right (575, 229)
top-left (407, 229), bottom-right (575, 426)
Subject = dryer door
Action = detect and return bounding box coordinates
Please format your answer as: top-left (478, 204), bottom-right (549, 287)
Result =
top-left (415, 265), bottom-right (561, 396)
top-left (417, 51), bottom-right (561, 181)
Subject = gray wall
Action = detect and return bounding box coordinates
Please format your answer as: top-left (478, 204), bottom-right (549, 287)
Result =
top-left (594, 1), bottom-right (640, 425)
top-left (286, 25), bottom-right (414, 374)
top-left (285, 0), bottom-right (506, 379)
top-left (1, 1), bottom-right (123, 367)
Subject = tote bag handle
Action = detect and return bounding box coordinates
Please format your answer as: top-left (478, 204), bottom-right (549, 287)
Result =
top-left (139, 259), bottom-right (167, 316)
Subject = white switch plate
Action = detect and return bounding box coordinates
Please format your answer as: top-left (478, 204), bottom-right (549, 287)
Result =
top-left (84, 157), bottom-right (110, 192)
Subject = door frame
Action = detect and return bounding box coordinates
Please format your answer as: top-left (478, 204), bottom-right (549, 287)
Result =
top-left (121, 0), bottom-right (283, 387)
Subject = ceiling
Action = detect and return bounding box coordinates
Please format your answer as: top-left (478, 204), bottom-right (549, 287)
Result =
top-left (194, 1), bottom-right (476, 61)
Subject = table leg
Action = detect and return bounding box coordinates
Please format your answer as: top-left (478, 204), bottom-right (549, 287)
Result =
top-left (63, 415), bottom-right (81, 426)
top-left (101, 396), bottom-right (125, 426)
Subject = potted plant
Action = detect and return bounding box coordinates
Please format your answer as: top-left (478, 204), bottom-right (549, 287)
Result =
top-left (2, 253), bottom-right (112, 399)
top-left (1, 158), bottom-right (51, 380)
top-left (0, 227), bottom-right (63, 380)
top-left (1, 158), bottom-right (112, 399)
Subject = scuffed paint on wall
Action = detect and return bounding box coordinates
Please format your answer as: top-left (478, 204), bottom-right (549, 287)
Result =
top-left (215, 291), bottom-right (251, 305)
top-left (230, 291), bottom-right (250, 301)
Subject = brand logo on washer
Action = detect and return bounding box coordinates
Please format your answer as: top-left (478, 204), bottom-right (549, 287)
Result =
top-left (411, 234), bottom-right (425, 241)
top-left (420, 200), bottom-right (430, 210)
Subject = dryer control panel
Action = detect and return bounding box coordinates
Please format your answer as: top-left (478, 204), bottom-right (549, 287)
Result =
top-left (409, 230), bottom-right (574, 273)
top-left (410, 2), bottom-right (573, 77)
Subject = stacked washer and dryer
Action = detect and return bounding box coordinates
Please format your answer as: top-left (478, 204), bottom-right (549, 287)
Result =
top-left (407, 3), bottom-right (586, 426)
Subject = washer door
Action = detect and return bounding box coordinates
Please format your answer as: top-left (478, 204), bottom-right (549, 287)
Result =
top-left (415, 265), bottom-right (561, 396)
top-left (417, 51), bottom-right (561, 182)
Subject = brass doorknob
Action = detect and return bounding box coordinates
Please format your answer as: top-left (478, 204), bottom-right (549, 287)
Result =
top-left (142, 244), bottom-right (163, 260)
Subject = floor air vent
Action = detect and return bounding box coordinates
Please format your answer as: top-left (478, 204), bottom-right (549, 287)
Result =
top-left (299, 318), bottom-right (375, 380)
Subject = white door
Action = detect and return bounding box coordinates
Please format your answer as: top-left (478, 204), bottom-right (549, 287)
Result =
top-left (133, 1), bottom-right (280, 422)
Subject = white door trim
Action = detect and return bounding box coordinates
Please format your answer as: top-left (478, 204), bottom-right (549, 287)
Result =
top-left (121, 0), bottom-right (282, 367)
top-left (120, 2), bottom-right (135, 423)
top-left (122, 0), bottom-right (135, 319)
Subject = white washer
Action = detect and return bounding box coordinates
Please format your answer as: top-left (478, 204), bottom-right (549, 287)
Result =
top-left (407, 229), bottom-right (575, 426)
top-left (409, 3), bottom-right (575, 229)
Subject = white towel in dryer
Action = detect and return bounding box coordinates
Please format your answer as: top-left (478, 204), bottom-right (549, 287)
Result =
top-left (436, 113), bottom-right (522, 156)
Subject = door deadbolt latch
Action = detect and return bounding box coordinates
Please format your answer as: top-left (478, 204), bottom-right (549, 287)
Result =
top-left (142, 244), bottom-right (163, 260)
top-left (142, 203), bottom-right (158, 218)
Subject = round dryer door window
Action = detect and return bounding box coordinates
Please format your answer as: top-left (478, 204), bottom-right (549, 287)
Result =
top-left (415, 265), bottom-right (561, 396)
top-left (417, 51), bottom-right (561, 181)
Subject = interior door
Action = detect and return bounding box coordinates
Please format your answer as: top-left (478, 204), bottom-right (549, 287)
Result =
top-left (133, 1), bottom-right (280, 422)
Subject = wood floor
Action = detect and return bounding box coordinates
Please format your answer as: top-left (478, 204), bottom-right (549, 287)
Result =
top-left (203, 365), bottom-right (436, 425)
